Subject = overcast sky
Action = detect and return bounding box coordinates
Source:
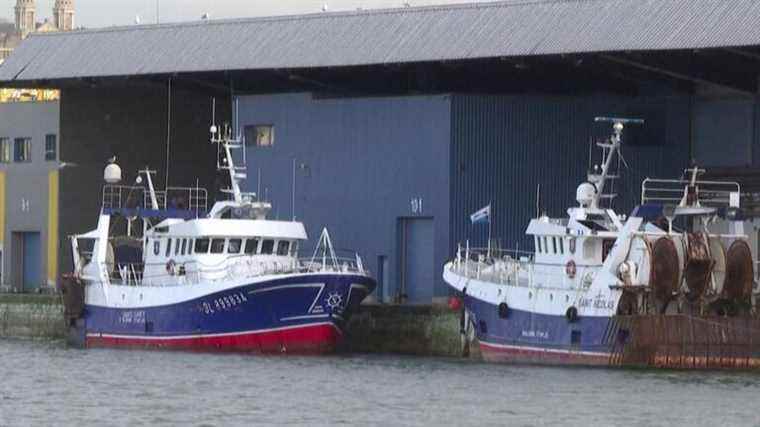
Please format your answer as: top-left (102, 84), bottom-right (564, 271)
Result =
top-left (0, 0), bottom-right (491, 27)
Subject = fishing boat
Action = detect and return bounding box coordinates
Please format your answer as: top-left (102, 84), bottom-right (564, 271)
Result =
top-left (66, 120), bottom-right (376, 354)
top-left (444, 118), bottom-right (760, 368)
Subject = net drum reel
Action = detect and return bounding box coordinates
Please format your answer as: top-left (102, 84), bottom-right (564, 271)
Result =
top-left (619, 234), bottom-right (685, 314)
top-left (707, 236), bottom-right (727, 296)
top-left (683, 233), bottom-right (714, 302)
top-left (722, 240), bottom-right (754, 304)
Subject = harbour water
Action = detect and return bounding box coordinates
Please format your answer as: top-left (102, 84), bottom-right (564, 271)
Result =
top-left (1, 339), bottom-right (759, 427)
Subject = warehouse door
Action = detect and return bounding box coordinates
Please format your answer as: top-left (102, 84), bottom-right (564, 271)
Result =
top-left (15, 232), bottom-right (41, 292)
top-left (398, 218), bottom-right (434, 304)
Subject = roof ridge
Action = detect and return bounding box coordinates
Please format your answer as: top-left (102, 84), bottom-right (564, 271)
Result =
top-left (25, 0), bottom-right (613, 37)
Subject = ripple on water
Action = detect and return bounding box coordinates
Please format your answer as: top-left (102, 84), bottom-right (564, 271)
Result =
top-left (0, 340), bottom-right (759, 426)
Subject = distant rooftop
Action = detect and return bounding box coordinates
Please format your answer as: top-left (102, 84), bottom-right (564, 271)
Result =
top-left (1, 0), bottom-right (760, 84)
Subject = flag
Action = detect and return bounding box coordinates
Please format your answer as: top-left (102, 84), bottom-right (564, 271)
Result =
top-left (470, 204), bottom-right (491, 224)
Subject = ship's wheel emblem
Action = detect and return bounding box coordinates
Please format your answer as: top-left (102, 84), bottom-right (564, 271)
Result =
top-left (325, 292), bottom-right (343, 310)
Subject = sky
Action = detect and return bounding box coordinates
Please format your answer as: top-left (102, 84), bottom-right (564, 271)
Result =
top-left (0, 0), bottom-right (492, 27)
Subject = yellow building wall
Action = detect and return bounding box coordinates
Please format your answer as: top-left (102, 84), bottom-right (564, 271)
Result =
top-left (47, 170), bottom-right (59, 287)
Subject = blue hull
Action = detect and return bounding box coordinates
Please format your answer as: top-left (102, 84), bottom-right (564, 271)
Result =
top-left (465, 295), bottom-right (620, 365)
top-left (83, 274), bottom-right (376, 353)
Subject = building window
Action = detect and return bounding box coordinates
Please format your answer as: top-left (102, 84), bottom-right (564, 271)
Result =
top-left (0, 138), bottom-right (9, 163)
top-left (244, 125), bottom-right (274, 147)
top-left (45, 134), bottom-right (57, 161)
top-left (13, 138), bottom-right (31, 162)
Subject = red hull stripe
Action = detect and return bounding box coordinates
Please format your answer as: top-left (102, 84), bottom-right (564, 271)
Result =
top-left (480, 341), bottom-right (611, 366)
top-left (86, 322), bottom-right (342, 354)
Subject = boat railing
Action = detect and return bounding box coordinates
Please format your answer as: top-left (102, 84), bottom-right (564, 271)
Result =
top-left (158, 187), bottom-right (208, 212)
top-left (641, 178), bottom-right (740, 208)
top-left (102, 184), bottom-right (208, 213)
top-left (103, 252), bottom-right (368, 287)
top-left (449, 243), bottom-right (533, 286)
top-left (102, 185), bottom-right (144, 210)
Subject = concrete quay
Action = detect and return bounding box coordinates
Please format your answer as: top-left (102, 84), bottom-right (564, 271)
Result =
top-left (0, 295), bottom-right (471, 358)
top-left (0, 294), bottom-right (66, 340)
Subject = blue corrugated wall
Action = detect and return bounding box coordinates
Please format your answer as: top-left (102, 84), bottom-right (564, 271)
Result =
top-left (450, 94), bottom-right (692, 252)
top-left (236, 92), bottom-right (694, 302)
top-left (236, 93), bottom-right (452, 303)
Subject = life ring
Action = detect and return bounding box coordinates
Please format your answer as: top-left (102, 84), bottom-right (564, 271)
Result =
top-left (565, 260), bottom-right (577, 279)
top-left (566, 306), bottom-right (579, 323)
top-left (166, 259), bottom-right (177, 276)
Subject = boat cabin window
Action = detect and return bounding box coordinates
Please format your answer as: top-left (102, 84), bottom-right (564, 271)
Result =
top-left (228, 239), bottom-right (242, 254)
top-left (602, 239), bottom-right (615, 262)
top-left (536, 237), bottom-right (542, 253)
top-left (153, 240), bottom-right (160, 256)
top-left (552, 237), bottom-right (557, 254)
top-left (558, 238), bottom-right (564, 255)
top-left (277, 241), bottom-right (290, 256)
top-left (165, 239), bottom-right (172, 257)
top-left (577, 220), bottom-right (609, 232)
top-left (175, 239), bottom-right (181, 256)
top-left (244, 238), bottom-right (259, 255)
top-left (290, 241), bottom-right (299, 257)
top-left (210, 238), bottom-right (225, 254)
top-left (261, 239), bottom-right (275, 255)
top-left (188, 239), bottom-right (194, 255)
top-left (542, 237), bottom-right (548, 254)
top-left (76, 238), bottom-right (95, 266)
top-left (181, 239), bottom-right (187, 255)
top-left (195, 238), bottom-right (210, 254)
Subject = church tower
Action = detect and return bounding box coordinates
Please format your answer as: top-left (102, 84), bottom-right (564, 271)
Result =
top-left (53, 0), bottom-right (74, 31)
top-left (14, 0), bottom-right (35, 36)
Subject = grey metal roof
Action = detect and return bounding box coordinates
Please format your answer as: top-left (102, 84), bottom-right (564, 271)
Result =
top-left (2, 0), bottom-right (760, 83)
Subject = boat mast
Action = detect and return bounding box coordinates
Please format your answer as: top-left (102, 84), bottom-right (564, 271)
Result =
top-left (140, 167), bottom-right (160, 209)
top-left (210, 99), bottom-right (249, 204)
top-left (589, 117), bottom-right (643, 210)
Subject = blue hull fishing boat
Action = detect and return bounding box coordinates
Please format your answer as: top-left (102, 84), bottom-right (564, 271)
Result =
top-left (444, 118), bottom-right (760, 368)
top-left (69, 113), bottom-right (375, 354)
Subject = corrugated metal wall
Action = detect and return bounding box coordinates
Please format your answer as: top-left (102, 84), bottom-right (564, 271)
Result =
top-left (692, 97), bottom-right (755, 167)
top-left (236, 93), bottom-right (451, 302)
top-left (450, 94), bottom-right (692, 251)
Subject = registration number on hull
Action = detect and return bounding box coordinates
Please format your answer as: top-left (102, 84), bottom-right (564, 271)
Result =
top-left (201, 292), bottom-right (249, 315)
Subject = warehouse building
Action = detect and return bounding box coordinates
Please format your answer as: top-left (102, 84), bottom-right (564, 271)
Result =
top-left (2, 0), bottom-right (760, 303)
top-left (0, 100), bottom-right (59, 292)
